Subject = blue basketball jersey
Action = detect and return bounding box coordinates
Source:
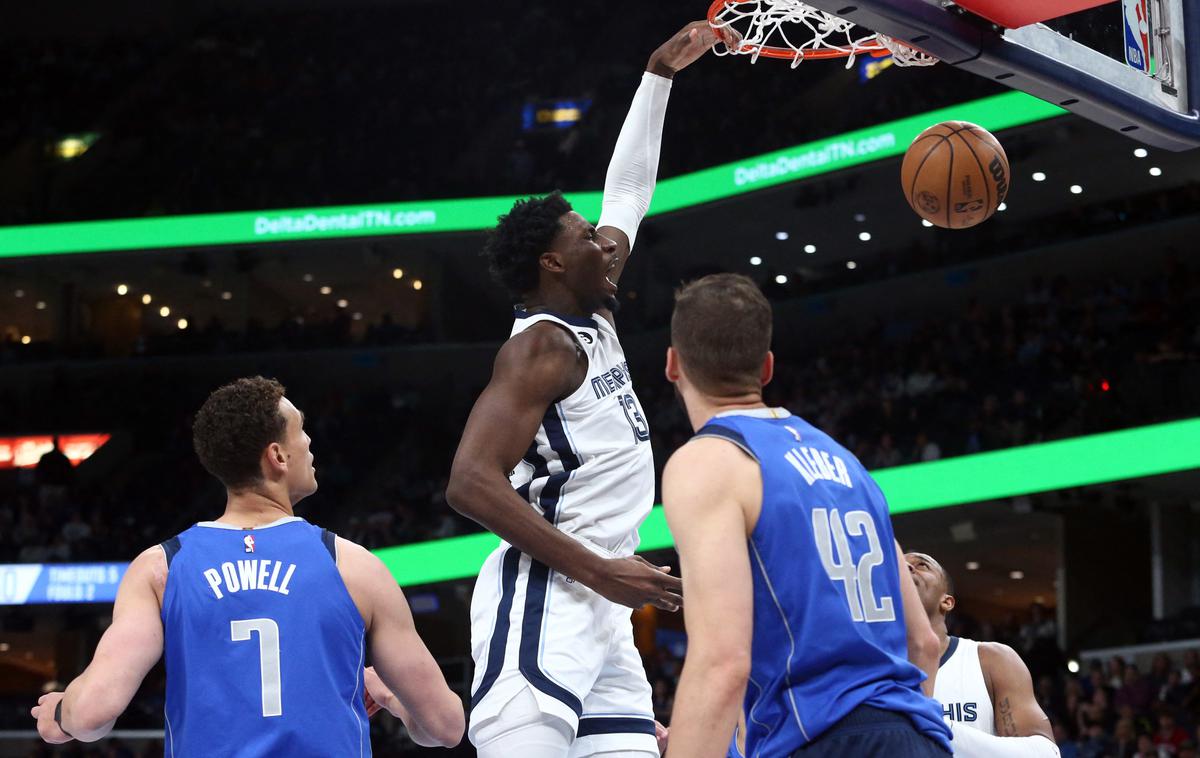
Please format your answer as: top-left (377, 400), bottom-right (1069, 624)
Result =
top-left (160, 516), bottom-right (370, 757)
top-left (695, 409), bottom-right (951, 757)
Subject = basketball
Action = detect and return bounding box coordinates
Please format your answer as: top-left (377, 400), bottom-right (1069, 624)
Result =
top-left (900, 121), bottom-right (1010, 229)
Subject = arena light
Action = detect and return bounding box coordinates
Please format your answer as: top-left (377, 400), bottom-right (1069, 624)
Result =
top-left (116, 284), bottom-right (129, 296)
top-left (319, 286), bottom-right (332, 295)
top-left (858, 232), bottom-right (872, 242)
top-left (0, 91), bottom-right (1066, 258)
top-left (412, 279), bottom-right (424, 291)
top-left (997, 202), bottom-right (1008, 212)
top-left (749, 256), bottom-right (763, 266)
top-left (36, 301), bottom-right (46, 310)
top-left (804, 244), bottom-right (817, 254)
top-left (221, 291), bottom-right (233, 301)
top-left (392, 268), bottom-right (404, 279)
top-left (1149, 166), bottom-right (1163, 176)
top-left (1067, 660), bottom-right (1080, 673)
top-left (141, 293), bottom-right (152, 305)
top-left (1032, 172), bottom-right (1047, 182)
top-left (921, 219), bottom-right (934, 227)
top-left (302, 273), bottom-right (314, 282)
top-left (846, 261), bottom-right (858, 270)
top-left (336, 299), bottom-right (348, 309)
top-left (775, 274), bottom-right (788, 284)
top-left (176, 318), bottom-right (188, 330)
top-left (1009, 570), bottom-right (1025, 580)
top-left (775, 231), bottom-right (789, 241)
top-left (1134, 148), bottom-right (1148, 158)
top-left (1070, 185), bottom-right (1083, 194)
top-left (20, 336), bottom-right (31, 345)
top-left (965, 561), bottom-right (980, 571)
top-left (158, 306), bottom-right (170, 318)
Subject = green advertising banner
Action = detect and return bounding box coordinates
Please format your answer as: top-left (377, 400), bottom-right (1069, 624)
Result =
top-left (0, 91), bottom-right (1064, 258)
top-left (375, 417), bottom-right (1200, 587)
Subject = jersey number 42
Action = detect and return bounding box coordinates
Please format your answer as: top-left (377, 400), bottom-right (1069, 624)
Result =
top-left (812, 508), bottom-right (896, 623)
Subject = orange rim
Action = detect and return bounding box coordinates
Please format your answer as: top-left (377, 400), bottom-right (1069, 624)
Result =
top-left (706, 0), bottom-right (892, 60)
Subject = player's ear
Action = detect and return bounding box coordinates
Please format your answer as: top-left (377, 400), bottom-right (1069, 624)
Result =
top-left (761, 351), bottom-right (775, 387)
top-left (265, 442), bottom-right (287, 475)
top-left (941, 593), bottom-right (956, 615)
top-left (539, 250), bottom-right (566, 274)
top-left (665, 346), bottom-right (681, 383)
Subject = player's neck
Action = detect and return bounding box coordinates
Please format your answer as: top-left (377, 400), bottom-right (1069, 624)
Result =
top-left (523, 290), bottom-right (592, 320)
top-left (934, 615), bottom-right (951, 656)
top-left (686, 393), bottom-right (767, 432)
top-left (218, 490), bottom-right (296, 528)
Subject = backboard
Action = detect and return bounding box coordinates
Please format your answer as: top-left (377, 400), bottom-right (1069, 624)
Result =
top-left (738, 0), bottom-right (1200, 150)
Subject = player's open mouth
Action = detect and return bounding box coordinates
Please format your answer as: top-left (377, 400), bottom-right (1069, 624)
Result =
top-left (604, 274), bottom-right (618, 290)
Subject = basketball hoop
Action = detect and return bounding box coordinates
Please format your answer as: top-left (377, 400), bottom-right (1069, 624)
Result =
top-left (707, 0), bottom-right (938, 68)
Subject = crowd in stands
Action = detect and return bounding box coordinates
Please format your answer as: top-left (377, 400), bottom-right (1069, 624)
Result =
top-left (0, 3), bottom-right (1001, 226)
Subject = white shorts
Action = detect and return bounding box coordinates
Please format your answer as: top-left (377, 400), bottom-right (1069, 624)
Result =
top-left (468, 544), bottom-right (658, 755)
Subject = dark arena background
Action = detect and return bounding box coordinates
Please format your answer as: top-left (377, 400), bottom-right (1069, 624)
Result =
top-left (2, 0), bottom-right (1200, 755)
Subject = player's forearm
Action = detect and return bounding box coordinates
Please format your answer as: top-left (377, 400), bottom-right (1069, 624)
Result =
top-left (949, 722), bottom-right (1061, 757)
top-left (59, 680), bottom-right (118, 743)
top-left (597, 72), bottom-right (672, 252)
top-left (666, 655), bottom-right (748, 758)
top-left (446, 468), bottom-right (602, 582)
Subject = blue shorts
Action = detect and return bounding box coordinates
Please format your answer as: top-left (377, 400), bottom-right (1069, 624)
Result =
top-left (790, 705), bottom-right (951, 758)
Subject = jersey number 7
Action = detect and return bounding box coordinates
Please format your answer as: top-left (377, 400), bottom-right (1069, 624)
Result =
top-left (812, 509), bottom-right (896, 623)
top-left (231, 618), bottom-right (283, 717)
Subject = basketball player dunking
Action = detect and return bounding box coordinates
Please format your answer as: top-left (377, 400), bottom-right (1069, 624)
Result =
top-left (445, 21), bottom-right (717, 758)
top-left (905, 552), bottom-right (1060, 757)
top-left (31, 377), bottom-right (463, 755)
top-left (660, 274), bottom-right (951, 758)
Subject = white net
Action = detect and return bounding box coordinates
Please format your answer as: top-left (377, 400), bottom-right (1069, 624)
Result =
top-left (709, 0), bottom-right (938, 68)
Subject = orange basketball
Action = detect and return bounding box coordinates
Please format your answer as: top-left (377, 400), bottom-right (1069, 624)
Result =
top-left (900, 121), bottom-right (1010, 229)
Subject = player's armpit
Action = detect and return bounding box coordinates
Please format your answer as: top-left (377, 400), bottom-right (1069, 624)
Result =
top-left (661, 438), bottom-right (758, 758)
top-left (340, 540), bottom-right (464, 747)
top-left (978, 642), bottom-right (1054, 741)
top-left (54, 546), bottom-right (166, 741)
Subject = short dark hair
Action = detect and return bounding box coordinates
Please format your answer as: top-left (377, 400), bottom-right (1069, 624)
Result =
top-left (193, 376), bottom-right (288, 489)
top-left (483, 191), bottom-right (573, 303)
top-left (671, 274), bottom-right (772, 396)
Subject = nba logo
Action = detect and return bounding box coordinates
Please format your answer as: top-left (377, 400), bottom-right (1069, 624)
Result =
top-left (244, 535), bottom-right (256, 553)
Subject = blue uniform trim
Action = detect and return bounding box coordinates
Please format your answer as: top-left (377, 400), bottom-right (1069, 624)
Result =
top-left (693, 424), bottom-right (759, 461)
top-left (577, 716), bottom-right (657, 737)
top-left (520, 558), bottom-right (583, 717)
top-left (537, 405), bottom-right (580, 524)
top-left (939, 636), bottom-right (960, 667)
top-left (515, 308), bottom-right (596, 330)
top-left (160, 536), bottom-right (182, 568)
top-left (320, 529), bottom-right (337, 562)
top-left (470, 547), bottom-right (522, 710)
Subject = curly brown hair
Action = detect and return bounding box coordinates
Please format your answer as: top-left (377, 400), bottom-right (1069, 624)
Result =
top-left (193, 376), bottom-right (288, 489)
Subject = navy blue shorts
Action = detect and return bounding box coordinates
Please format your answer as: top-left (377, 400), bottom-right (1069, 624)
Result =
top-left (790, 705), bottom-right (951, 757)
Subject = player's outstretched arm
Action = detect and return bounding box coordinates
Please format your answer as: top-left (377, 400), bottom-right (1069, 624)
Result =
top-left (937, 642), bottom-right (1060, 757)
top-left (339, 539), bottom-right (464, 747)
top-left (446, 325), bottom-right (682, 611)
top-left (30, 546), bottom-right (166, 743)
top-left (595, 20), bottom-right (717, 310)
top-left (661, 438), bottom-right (760, 758)
top-left (896, 540), bottom-right (941, 696)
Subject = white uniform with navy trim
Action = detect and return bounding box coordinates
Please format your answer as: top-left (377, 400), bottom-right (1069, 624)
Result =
top-left (935, 637), bottom-right (996, 737)
top-left (468, 309), bottom-right (658, 755)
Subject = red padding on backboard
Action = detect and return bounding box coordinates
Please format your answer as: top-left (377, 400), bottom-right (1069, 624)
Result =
top-left (955, 0), bottom-right (1117, 29)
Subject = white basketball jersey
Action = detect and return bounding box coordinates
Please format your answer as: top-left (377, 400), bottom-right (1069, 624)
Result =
top-left (935, 637), bottom-right (995, 736)
top-left (506, 309), bottom-right (655, 556)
